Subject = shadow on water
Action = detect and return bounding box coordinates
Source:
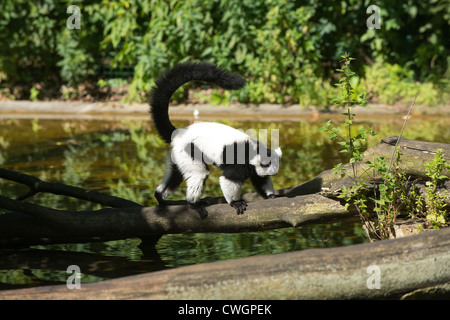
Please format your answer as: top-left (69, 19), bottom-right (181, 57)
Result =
top-left (0, 114), bottom-right (449, 289)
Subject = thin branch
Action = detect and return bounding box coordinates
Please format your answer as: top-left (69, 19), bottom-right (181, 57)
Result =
top-left (0, 195), bottom-right (64, 221)
top-left (0, 168), bottom-right (142, 208)
top-left (388, 93), bottom-right (418, 172)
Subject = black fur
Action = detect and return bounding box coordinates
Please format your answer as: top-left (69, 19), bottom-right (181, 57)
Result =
top-left (230, 200), bottom-right (248, 215)
top-left (154, 163), bottom-right (184, 206)
top-left (149, 62), bottom-right (246, 144)
top-left (250, 173), bottom-right (274, 199)
top-left (189, 201), bottom-right (209, 219)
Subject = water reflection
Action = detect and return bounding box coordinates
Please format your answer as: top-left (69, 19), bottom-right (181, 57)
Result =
top-left (156, 217), bottom-right (367, 268)
top-left (0, 218), bottom-right (365, 289)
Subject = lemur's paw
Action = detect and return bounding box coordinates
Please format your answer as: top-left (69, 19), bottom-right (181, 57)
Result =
top-left (266, 194), bottom-right (276, 199)
top-left (189, 201), bottom-right (209, 220)
top-left (230, 200), bottom-right (247, 215)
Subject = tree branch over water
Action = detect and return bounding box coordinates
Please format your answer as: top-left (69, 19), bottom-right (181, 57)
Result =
top-left (0, 168), bottom-right (142, 208)
top-left (0, 136), bottom-right (449, 248)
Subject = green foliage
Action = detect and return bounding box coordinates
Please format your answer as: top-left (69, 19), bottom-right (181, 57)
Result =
top-left (31, 118), bottom-right (40, 133)
top-left (322, 54), bottom-right (386, 238)
top-left (320, 54), bottom-right (375, 174)
top-left (360, 58), bottom-right (450, 106)
top-left (323, 55), bottom-right (449, 240)
top-left (365, 150), bottom-right (423, 239)
top-left (364, 148), bottom-right (450, 233)
top-left (0, 0), bottom-right (448, 105)
top-left (359, 1), bottom-right (450, 82)
top-left (29, 87), bottom-right (40, 102)
top-left (424, 148), bottom-right (450, 229)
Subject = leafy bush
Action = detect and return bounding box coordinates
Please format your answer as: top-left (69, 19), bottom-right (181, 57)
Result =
top-left (360, 58), bottom-right (449, 106)
top-left (322, 55), bottom-right (449, 240)
top-left (0, 0), bottom-right (448, 106)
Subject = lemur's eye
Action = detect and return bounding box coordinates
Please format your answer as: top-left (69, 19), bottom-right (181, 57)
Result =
top-left (261, 161), bottom-right (271, 168)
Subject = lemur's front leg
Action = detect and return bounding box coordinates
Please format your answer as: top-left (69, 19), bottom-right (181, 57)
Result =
top-left (219, 175), bottom-right (247, 215)
top-left (250, 174), bottom-right (276, 199)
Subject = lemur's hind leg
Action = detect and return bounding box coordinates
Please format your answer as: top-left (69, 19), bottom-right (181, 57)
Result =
top-left (185, 163), bottom-right (210, 219)
top-left (155, 154), bottom-right (184, 206)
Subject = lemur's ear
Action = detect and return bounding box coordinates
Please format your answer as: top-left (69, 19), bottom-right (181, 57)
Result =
top-left (275, 147), bottom-right (282, 157)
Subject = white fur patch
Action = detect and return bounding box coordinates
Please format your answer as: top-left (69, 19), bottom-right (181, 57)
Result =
top-left (275, 147), bottom-right (282, 157)
top-left (219, 176), bottom-right (242, 203)
top-left (171, 122), bottom-right (251, 166)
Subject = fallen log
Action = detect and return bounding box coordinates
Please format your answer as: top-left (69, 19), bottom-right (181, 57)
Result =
top-left (282, 135), bottom-right (450, 197)
top-left (0, 193), bottom-right (352, 248)
top-left (1, 224), bottom-right (449, 299)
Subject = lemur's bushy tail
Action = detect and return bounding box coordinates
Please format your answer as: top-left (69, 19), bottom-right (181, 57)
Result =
top-left (149, 62), bottom-right (246, 144)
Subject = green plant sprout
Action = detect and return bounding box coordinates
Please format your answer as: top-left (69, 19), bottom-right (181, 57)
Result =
top-left (29, 87), bottom-right (40, 102)
top-left (320, 53), bottom-right (375, 180)
top-left (321, 54), bottom-right (449, 240)
top-left (424, 148), bottom-right (449, 229)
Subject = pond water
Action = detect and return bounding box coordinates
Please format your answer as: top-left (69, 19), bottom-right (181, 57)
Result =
top-left (1, 112), bottom-right (449, 289)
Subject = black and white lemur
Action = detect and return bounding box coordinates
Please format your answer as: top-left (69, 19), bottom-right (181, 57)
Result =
top-left (150, 62), bottom-right (282, 219)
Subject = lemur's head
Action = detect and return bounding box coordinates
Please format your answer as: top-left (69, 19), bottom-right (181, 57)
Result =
top-left (252, 146), bottom-right (282, 177)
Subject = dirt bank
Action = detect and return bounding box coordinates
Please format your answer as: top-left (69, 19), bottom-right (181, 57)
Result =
top-left (0, 100), bottom-right (449, 121)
